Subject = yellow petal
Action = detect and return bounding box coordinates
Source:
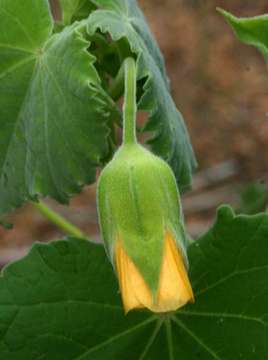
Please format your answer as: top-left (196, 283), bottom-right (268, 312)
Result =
top-left (155, 232), bottom-right (194, 312)
top-left (115, 233), bottom-right (194, 313)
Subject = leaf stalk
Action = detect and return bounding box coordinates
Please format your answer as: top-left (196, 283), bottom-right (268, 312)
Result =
top-left (32, 201), bottom-right (87, 239)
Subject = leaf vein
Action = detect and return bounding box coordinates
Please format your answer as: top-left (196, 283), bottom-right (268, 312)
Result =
top-left (74, 316), bottom-right (157, 359)
top-left (172, 316), bottom-right (222, 360)
top-left (0, 7), bottom-right (35, 49)
top-left (138, 319), bottom-right (163, 360)
top-left (0, 55), bottom-right (35, 80)
top-left (165, 318), bottom-right (174, 360)
top-left (195, 264), bottom-right (268, 297)
top-left (0, 299), bottom-right (122, 311)
top-left (0, 43), bottom-right (34, 53)
top-left (177, 310), bottom-right (267, 327)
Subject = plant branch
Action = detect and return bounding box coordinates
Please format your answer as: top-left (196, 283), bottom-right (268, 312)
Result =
top-left (32, 201), bottom-right (87, 239)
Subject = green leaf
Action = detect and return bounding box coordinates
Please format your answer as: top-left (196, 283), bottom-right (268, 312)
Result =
top-left (58, 0), bottom-right (96, 24)
top-left (219, 8), bottom-right (268, 63)
top-left (238, 182), bottom-right (268, 215)
top-left (0, 0), bottom-right (117, 216)
top-left (88, 0), bottom-right (197, 191)
top-left (0, 206), bottom-right (267, 359)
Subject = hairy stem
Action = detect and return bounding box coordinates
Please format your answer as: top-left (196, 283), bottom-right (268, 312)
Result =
top-left (32, 201), bottom-right (87, 239)
top-left (123, 57), bottom-right (137, 145)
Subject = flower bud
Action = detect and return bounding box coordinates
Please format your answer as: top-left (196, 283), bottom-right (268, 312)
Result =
top-left (97, 143), bottom-right (194, 313)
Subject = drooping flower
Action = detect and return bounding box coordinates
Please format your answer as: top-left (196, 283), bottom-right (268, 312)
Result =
top-left (97, 57), bottom-right (194, 313)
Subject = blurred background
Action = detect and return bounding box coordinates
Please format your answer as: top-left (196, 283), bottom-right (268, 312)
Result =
top-left (1, 0), bottom-right (268, 265)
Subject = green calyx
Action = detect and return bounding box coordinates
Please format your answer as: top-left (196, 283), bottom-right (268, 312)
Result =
top-left (97, 144), bottom-right (188, 297)
top-left (97, 57), bottom-right (188, 298)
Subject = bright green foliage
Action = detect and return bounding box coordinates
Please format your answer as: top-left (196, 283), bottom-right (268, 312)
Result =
top-left (0, 0), bottom-right (117, 216)
top-left (58, 0), bottom-right (96, 24)
top-left (219, 8), bottom-right (268, 63)
top-left (98, 143), bottom-right (188, 297)
top-left (59, 0), bottom-right (84, 24)
top-left (88, 0), bottom-right (197, 192)
top-left (1, 2), bottom-right (266, 359)
top-left (0, 0), bottom-right (196, 217)
top-left (0, 206), bottom-right (267, 359)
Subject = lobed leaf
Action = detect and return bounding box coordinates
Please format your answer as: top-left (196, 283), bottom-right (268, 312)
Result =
top-left (58, 0), bottom-right (96, 24)
top-left (0, 206), bottom-right (267, 359)
top-left (219, 8), bottom-right (268, 63)
top-left (88, 0), bottom-right (197, 192)
top-left (0, 0), bottom-right (117, 217)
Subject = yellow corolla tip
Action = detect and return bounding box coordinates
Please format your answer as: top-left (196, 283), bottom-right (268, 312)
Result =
top-left (115, 233), bottom-right (194, 314)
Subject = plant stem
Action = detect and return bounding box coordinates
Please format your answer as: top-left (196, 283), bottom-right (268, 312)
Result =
top-left (32, 201), bottom-right (87, 239)
top-left (109, 62), bottom-right (125, 101)
top-left (123, 57), bottom-right (137, 145)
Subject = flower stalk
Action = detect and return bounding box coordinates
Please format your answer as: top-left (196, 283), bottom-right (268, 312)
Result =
top-left (123, 57), bottom-right (137, 145)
